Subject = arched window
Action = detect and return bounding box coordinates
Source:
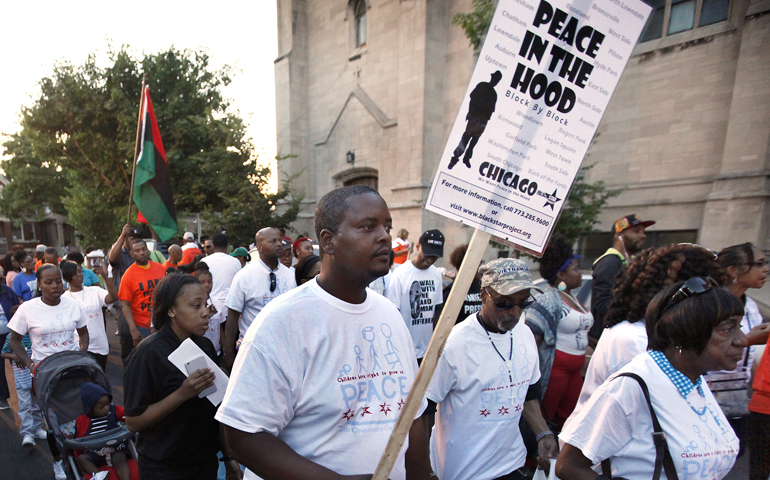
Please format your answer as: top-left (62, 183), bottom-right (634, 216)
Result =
top-left (355, 0), bottom-right (367, 47)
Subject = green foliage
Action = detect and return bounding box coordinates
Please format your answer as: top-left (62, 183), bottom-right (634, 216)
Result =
top-left (452, 0), bottom-right (498, 50)
top-left (553, 163), bottom-right (620, 243)
top-left (1, 46), bottom-right (299, 247)
top-left (201, 155), bottom-right (303, 248)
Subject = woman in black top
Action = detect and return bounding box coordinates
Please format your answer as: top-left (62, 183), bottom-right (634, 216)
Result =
top-left (123, 273), bottom-right (241, 480)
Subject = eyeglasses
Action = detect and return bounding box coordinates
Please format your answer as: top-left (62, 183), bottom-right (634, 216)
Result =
top-left (269, 272), bottom-right (276, 292)
top-left (204, 245), bottom-right (213, 250)
top-left (662, 276), bottom-right (717, 313)
top-left (484, 288), bottom-right (534, 311)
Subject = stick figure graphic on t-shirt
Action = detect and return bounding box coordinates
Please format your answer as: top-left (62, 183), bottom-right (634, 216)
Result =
top-left (693, 425), bottom-right (710, 450)
top-left (683, 440), bottom-right (699, 453)
top-left (355, 346), bottom-right (367, 374)
top-left (698, 408), bottom-right (721, 447)
top-left (362, 327), bottom-right (381, 372)
top-left (517, 344), bottom-right (530, 377)
top-left (380, 324), bottom-right (402, 369)
top-left (338, 364), bottom-right (352, 379)
top-left (278, 277), bottom-right (289, 293)
top-left (497, 365), bottom-right (508, 388)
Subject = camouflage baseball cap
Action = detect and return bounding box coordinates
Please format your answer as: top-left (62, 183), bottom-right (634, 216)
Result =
top-left (479, 258), bottom-right (542, 296)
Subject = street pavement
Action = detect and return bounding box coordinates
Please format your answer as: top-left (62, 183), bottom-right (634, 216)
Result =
top-left (0, 313), bottom-right (751, 479)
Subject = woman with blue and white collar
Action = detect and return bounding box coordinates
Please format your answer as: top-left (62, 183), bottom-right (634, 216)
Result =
top-left (556, 278), bottom-right (746, 480)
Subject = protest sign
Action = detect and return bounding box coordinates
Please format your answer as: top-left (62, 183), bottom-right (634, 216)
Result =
top-left (426, 0), bottom-right (652, 256)
top-left (373, 1), bottom-right (652, 479)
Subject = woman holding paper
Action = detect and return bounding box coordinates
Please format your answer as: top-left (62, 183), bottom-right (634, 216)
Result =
top-left (123, 273), bottom-right (241, 480)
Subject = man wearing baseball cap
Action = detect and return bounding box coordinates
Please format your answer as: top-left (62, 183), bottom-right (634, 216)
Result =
top-left (386, 228), bottom-right (445, 363)
top-left (590, 214), bottom-right (655, 342)
top-left (427, 258), bottom-right (558, 479)
top-left (179, 232), bottom-right (202, 265)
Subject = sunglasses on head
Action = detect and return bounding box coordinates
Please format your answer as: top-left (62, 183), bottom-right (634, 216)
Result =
top-left (484, 288), bottom-right (534, 311)
top-left (662, 276), bottom-right (718, 313)
top-left (269, 272), bottom-right (277, 292)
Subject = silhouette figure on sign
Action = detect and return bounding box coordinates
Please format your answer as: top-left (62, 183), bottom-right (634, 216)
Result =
top-left (449, 70), bottom-right (502, 170)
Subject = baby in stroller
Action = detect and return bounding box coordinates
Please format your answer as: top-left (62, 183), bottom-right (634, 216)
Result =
top-left (75, 383), bottom-right (129, 480)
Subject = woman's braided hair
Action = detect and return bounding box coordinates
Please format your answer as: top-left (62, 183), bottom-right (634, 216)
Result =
top-left (603, 244), bottom-right (726, 327)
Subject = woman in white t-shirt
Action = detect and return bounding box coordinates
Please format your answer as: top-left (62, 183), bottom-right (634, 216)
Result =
top-left (557, 278), bottom-right (746, 480)
top-left (525, 234), bottom-right (592, 428)
top-left (7, 264), bottom-right (89, 480)
top-left (576, 244), bottom-right (726, 412)
top-left (60, 260), bottom-right (118, 372)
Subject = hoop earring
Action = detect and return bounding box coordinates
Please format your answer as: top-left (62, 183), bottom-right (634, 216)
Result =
top-left (557, 281), bottom-right (567, 291)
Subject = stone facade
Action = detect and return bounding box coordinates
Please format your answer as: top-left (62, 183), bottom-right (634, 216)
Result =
top-left (275, 0), bottom-right (770, 266)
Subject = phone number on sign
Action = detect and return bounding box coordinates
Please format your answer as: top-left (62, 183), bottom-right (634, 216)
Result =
top-left (507, 207), bottom-right (551, 226)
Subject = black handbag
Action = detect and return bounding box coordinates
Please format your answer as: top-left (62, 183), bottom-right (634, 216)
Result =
top-left (600, 373), bottom-right (679, 480)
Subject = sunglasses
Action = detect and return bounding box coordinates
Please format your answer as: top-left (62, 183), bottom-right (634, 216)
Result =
top-left (204, 245), bottom-right (213, 249)
top-left (269, 272), bottom-right (277, 292)
top-left (662, 276), bottom-right (718, 313)
top-left (484, 288), bottom-right (534, 311)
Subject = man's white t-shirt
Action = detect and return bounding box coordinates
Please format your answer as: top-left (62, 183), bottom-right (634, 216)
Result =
top-left (201, 252), bottom-right (242, 305)
top-left (225, 258), bottom-right (296, 337)
top-left (63, 287), bottom-right (111, 355)
top-left (386, 261), bottom-right (443, 359)
top-left (217, 279), bottom-right (427, 480)
top-left (561, 353), bottom-right (738, 480)
top-left (8, 297), bottom-right (89, 362)
top-left (426, 314), bottom-right (541, 480)
top-left (576, 320), bottom-right (647, 411)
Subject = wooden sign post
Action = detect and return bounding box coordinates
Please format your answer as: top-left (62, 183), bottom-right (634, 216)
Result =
top-left (372, 228), bottom-right (490, 480)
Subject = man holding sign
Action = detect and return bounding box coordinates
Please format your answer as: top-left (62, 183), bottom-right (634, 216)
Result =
top-left (427, 258), bottom-right (558, 479)
top-left (217, 186), bottom-right (432, 480)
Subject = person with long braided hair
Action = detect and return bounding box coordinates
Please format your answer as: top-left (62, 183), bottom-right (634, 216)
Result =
top-left (574, 243), bottom-right (726, 412)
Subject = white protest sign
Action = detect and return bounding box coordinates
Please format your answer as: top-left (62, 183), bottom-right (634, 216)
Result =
top-left (426, 0), bottom-right (651, 256)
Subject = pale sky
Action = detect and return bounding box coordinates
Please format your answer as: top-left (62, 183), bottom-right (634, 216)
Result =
top-left (0, 1), bottom-right (278, 165)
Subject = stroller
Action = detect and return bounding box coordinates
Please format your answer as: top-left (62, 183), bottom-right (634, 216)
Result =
top-left (34, 351), bottom-right (139, 480)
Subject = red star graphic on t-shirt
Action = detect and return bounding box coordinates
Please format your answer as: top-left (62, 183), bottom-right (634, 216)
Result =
top-left (498, 406), bottom-right (509, 416)
top-left (342, 409), bottom-right (355, 421)
top-left (480, 409), bottom-right (491, 417)
top-left (514, 404), bottom-right (522, 412)
top-left (380, 403), bottom-right (392, 415)
top-left (360, 406), bottom-right (372, 417)
top-left (397, 399), bottom-right (405, 410)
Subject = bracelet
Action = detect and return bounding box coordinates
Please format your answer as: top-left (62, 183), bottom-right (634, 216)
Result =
top-left (220, 455), bottom-right (233, 462)
top-left (536, 430), bottom-right (554, 442)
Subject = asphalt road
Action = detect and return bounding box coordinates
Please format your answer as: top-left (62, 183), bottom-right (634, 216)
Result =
top-left (0, 312), bottom-right (752, 480)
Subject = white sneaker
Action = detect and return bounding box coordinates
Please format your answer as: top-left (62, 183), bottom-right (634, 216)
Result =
top-left (21, 435), bottom-right (34, 447)
top-left (92, 472), bottom-right (109, 480)
top-left (34, 428), bottom-right (48, 439)
top-left (53, 460), bottom-right (67, 480)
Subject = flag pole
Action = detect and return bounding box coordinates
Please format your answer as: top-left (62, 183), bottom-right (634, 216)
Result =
top-left (127, 74), bottom-right (147, 225)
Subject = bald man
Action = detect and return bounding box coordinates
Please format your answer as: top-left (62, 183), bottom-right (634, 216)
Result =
top-left (162, 244), bottom-right (183, 270)
top-left (223, 228), bottom-right (297, 371)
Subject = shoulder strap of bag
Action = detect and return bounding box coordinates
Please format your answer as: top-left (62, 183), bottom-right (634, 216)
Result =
top-left (600, 373), bottom-right (679, 480)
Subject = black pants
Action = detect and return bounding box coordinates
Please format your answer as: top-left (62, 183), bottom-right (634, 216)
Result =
top-left (748, 411), bottom-right (770, 480)
top-left (0, 333), bottom-right (9, 401)
top-left (138, 457), bottom-right (217, 480)
top-left (89, 352), bottom-right (108, 372)
top-left (115, 307), bottom-right (134, 363)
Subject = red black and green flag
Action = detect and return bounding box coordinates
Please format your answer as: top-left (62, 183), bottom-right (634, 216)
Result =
top-left (133, 86), bottom-right (177, 241)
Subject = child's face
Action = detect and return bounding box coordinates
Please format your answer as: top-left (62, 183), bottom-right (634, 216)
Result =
top-left (91, 395), bottom-right (110, 417)
top-left (195, 273), bottom-right (213, 294)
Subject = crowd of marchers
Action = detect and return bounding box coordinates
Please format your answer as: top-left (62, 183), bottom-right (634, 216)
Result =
top-left (1, 185), bottom-right (769, 480)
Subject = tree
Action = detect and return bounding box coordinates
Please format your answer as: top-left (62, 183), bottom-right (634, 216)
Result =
top-left (453, 2), bottom-right (619, 244)
top-left (1, 46), bottom-right (300, 247)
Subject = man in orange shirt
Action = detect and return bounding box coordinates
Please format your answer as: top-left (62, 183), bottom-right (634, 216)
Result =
top-left (118, 239), bottom-right (165, 348)
top-left (162, 244), bottom-right (183, 270)
top-left (179, 232), bottom-right (202, 265)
